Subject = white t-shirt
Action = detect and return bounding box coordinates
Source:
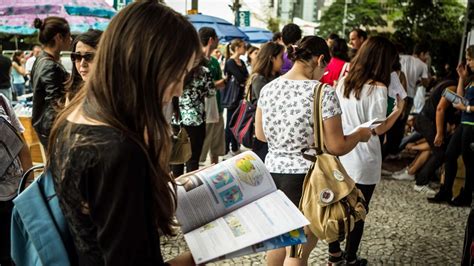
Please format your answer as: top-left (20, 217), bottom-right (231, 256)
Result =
top-left (335, 80), bottom-right (387, 185)
top-left (25, 56), bottom-right (36, 73)
top-left (399, 55), bottom-right (428, 98)
top-left (258, 77), bottom-right (342, 174)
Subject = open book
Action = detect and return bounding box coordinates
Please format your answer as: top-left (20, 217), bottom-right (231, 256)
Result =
top-left (175, 151), bottom-right (309, 264)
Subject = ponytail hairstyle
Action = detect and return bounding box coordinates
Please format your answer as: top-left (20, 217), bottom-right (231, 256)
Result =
top-left (343, 36), bottom-right (397, 99)
top-left (287, 35), bottom-right (330, 65)
top-left (225, 38), bottom-right (245, 60)
top-left (33, 17), bottom-right (70, 47)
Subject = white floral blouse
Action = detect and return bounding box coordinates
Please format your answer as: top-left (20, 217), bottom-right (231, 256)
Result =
top-left (258, 77), bottom-right (342, 174)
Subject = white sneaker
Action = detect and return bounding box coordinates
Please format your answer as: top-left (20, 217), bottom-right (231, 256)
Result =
top-left (230, 149), bottom-right (242, 156)
top-left (391, 167), bottom-right (407, 176)
top-left (222, 152), bottom-right (234, 160)
top-left (381, 169), bottom-right (393, 176)
top-left (414, 184), bottom-right (436, 196)
top-left (392, 169), bottom-right (415, 181)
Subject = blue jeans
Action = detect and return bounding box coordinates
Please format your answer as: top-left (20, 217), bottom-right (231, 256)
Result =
top-left (13, 83), bottom-right (25, 97)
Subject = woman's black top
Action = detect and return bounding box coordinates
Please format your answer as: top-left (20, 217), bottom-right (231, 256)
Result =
top-left (49, 122), bottom-right (166, 265)
top-left (224, 58), bottom-right (249, 106)
top-left (31, 51), bottom-right (69, 147)
top-left (420, 79), bottom-right (459, 125)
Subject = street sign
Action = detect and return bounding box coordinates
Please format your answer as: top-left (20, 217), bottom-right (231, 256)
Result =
top-left (237, 11), bottom-right (250, 27)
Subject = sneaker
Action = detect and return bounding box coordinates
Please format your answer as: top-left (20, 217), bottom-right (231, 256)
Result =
top-left (230, 149), bottom-right (242, 156)
top-left (381, 169), bottom-right (393, 177)
top-left (221, 152), bottom-right (234, 160)
top-left (392, 169), bottom-right (415, 181)
top-left (391, 167), bottom-right (407, 176)
top-left (449, 188), bottom-right (472, 207)
top-left (414, 184), bottom-right (436, 196)
top-left (427, 190), bottom-right (452, 204)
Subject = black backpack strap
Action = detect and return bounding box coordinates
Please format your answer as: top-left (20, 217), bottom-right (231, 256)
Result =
top-left (17, 164), bottom-right (44, 196)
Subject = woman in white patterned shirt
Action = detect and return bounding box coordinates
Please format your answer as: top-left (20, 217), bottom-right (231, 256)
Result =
top-left (255, 36), bottom-right (372, 266)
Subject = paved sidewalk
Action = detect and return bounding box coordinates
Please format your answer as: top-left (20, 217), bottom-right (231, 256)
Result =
top-left (162, 177), bottom-right (470, 265)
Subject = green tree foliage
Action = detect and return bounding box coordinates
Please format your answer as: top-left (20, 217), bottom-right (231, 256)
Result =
top-left (392, 0), bottom-right (465, 74)
top-left (267, 17), bottom-right (280, 33)
top-left (318, 0), bottom-right (387, 38)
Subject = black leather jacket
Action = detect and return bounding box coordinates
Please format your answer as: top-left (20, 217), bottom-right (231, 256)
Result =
top-left (31, 51), bottom-right (68, 147)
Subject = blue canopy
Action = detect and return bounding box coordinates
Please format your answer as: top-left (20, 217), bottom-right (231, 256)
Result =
top-left (239, 26), bottom-right (273, 43)
top-left (187, 14), bottom-right (248, 42)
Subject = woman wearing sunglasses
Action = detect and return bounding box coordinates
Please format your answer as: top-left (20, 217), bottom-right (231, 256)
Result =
top-left (65, 29), bottom-right (102, 103)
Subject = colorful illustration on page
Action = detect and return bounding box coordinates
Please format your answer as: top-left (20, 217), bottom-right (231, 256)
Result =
top-left (219, 185), bottom-right (243, 208)
top-left (235, 154), bottom-right (263, 186)
top-left (210, 170), bottom-right (234, 189)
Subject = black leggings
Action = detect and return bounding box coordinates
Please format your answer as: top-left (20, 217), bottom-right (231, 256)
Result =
top-left (328, 184), bottom-right (376, 261)
top-left (225, 106), bottom-right (240, 153)
top-left (270, 173), bottom-right (306, 207)
top-left (171, 123), bottom-right (206, 176)
top-left (444, 125), bottom-right (474, 199)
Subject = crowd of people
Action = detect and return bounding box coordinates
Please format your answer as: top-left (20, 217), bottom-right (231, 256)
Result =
top-left (0, 0), bottom-right (473, 265)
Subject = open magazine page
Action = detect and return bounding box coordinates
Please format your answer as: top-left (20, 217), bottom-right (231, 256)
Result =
top-left (175, 151), bottom-right (277, 233)
top-left (209, 228), bottom-right (307, 263)
top-left (184, 190), bottom-right (310, 264)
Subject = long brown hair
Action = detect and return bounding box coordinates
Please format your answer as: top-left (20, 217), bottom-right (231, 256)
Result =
top-left (343, 36), bottom-right (397, 99)
top-left (245, 41), bottom-right (284, 93)
top-left (48, 0), bottom-right (201, 235)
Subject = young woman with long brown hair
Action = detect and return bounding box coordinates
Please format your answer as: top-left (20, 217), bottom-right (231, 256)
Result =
top-left (47, 1), bottom-right (200, 264)
top-left (333, 36), bottom-right (405, 265)
top-left (246, 41), bottom-right (284, 161)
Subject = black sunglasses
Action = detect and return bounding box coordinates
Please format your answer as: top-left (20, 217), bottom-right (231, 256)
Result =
top-left (70, 52), bottom-right (95, 63)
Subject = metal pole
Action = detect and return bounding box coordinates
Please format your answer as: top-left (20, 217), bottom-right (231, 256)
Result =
top-left (342, 0), bottom-right (348, 37)
top-left (15, 36), bottom-right (18, 50)
top-left (191, 0), bottom-right (198, 11)
top-left (234, 0), bottom-right (240, 26)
